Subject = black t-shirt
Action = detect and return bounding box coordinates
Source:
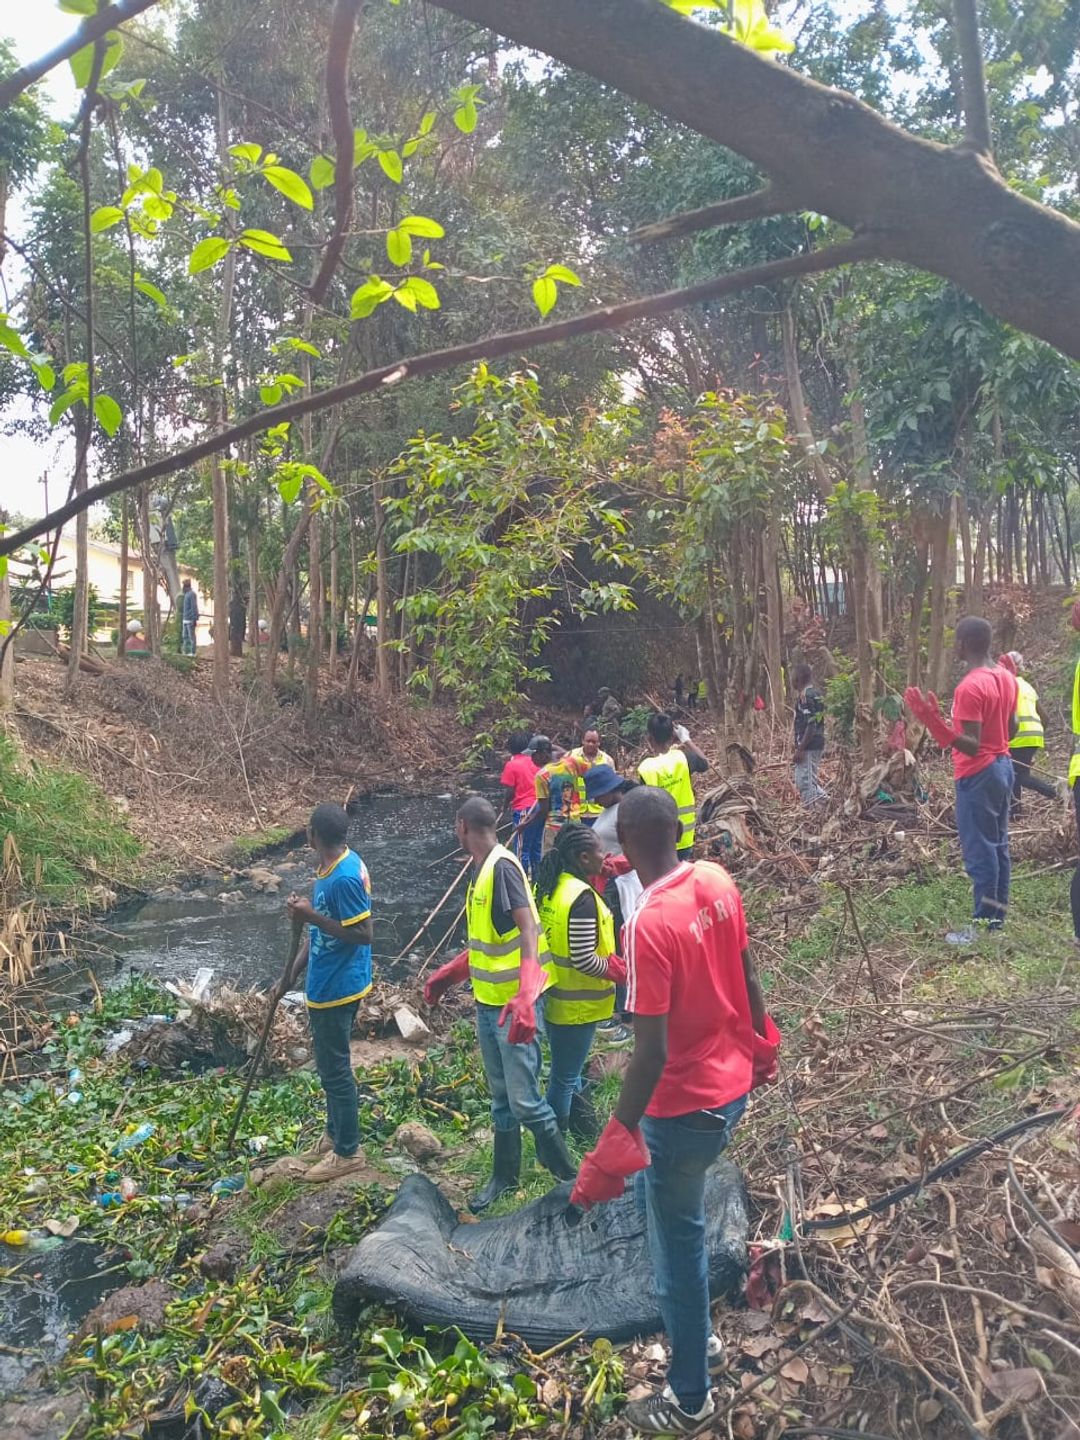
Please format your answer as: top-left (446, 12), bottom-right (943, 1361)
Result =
top-left (490, 857), bottom-right (532, 936)
top-left (794, 686), bottom-right (826, 751)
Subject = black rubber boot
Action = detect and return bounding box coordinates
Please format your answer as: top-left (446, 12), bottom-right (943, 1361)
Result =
top-left (531, 1122), bottom-right (578, 1181)
top-left (568, 1087), bottom-right (599, 1144)
top-left (469, 1127), bottom-right (521, 1214)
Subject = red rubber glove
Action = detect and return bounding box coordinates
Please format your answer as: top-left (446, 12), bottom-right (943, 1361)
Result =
top-left (570, 1116), bottom-right (651, 1210)
top-left (604, 953), bottom-right (627, 986)
top-left (751, 1014), bottom-right (781, 1090)
top-left (903, 687), bottom-right (959, 750)
top-left (498, 952), bottom-right (548, 1045)
top-left (423, 950), bottom-right (469, 1006)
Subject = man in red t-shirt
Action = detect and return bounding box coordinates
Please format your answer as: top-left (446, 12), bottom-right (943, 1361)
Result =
top-left (905, 615), bottom-right (1018, 943)
top-left (569, 786), bottom-right (769, 1436)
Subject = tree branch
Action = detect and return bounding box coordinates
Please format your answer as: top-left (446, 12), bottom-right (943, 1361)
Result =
top-left (629, 185), bottom-right (796, 244)
top-left (0, 236), bottom-right (876, 558)
top-left (428, 0), bottom-right (1080, 362)
top-left (0, 0), bottom-right (163, 111)
top-left (309, 0), bottom-right (363, 304)
top-left (952, 0), bottom-right (993, 155)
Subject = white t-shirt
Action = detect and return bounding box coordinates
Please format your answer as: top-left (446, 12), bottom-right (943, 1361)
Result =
top-left (591, 804), bottom-right (622, 856)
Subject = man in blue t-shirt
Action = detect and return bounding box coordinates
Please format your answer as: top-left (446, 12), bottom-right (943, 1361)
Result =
top-left (276, 803), bottom-right (372, 1182)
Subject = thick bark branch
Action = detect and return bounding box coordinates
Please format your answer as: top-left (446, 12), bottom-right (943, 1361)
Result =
top-left (630, 185), bottom-right (795, 244)
top-left (429, 0), bottom-right (1080, 362)
top-left (309, 0), bottom-right (362, 304)
top-left (952, 0), bottom-right (993, 155)
top-left (0, 237), bottom-right (874, 558)
top-left (0, 0), bottom-right (162, 110)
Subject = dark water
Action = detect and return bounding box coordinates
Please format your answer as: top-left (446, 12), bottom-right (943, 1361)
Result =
top-left (0, 1241), bottom-right (118, 1393)
top-left (98, 790), bottom-right (470, 992)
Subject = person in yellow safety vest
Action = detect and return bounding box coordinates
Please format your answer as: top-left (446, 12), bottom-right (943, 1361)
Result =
top-left (423, 795), bottom-right (576, 1212)
top-left (637, 712), bottom-right (709, 859)
top-left (999, 651), bottom-right (1058, 816)
top-left (533, 823), bottom-right (628, 1142)
top-left (571, 727), bottom-right (615, 822)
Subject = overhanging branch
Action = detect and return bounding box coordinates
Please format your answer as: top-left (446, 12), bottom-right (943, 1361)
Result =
top-left (309, 0), bottom-right (363, 304)
top-left (952, 0), bottom-right (993, 155)
top-left (0, 0), bottom-right (163, 110)
top-left (0, 235), bottom-right (876, 558)
top-left (630, 185), bottom-right (796, 245)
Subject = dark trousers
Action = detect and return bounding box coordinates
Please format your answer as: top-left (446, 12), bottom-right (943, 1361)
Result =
top-left (1071, 787), bottom-right (1080, 941)
top-left (1008, 746), bottom-right (1057, 805)
top-left (307, 1000), bottom-right (360, 1156)
top-left (954, 754), bottom-right (1013, 927)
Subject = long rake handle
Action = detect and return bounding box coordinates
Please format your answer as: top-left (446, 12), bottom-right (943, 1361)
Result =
top-left (224, 912), bottom-right (305, 1156)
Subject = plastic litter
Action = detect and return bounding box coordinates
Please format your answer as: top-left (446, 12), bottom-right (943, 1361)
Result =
top-left (210, 1175), bottom-right (245, 1197)
top-left (97, 1192), bottom-right (124, 1209)
top-left (119, 1178), bottom-right (139, 1202)
top-left (2, 1228), bottom-right (62, 1251)
top-left (113, 1122), bottom-right (156, 1155)
top-left (334, 1162), bottom-right (749, 1347)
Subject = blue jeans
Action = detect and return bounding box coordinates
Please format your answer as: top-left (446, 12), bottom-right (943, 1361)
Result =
top-left (545, 1019), bottom-right (598, 1125)
top-left (955, 754), bottom-right (1013, 926)
top-left (307, 1001), bottom-right (360, 1157)
top-left (512, 809), bottom-right (543, 880)
top-left (635, 1095), bottom-right (747, 1414)
top-left (475, 1003), bottom-right (559, 1134)
top-left (794, 749), bottom-right (826, 806)
top-left (181, 620), bottom-right (196, 655)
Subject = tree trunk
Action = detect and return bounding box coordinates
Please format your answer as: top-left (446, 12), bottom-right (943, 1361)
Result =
top-left (849, 520), bottom-right (876, 765)
top-left (780, 301), bottom-right (831, 497)
top-left (0, 509), bottom-right (12, 714)
top-left (762, 496), bottom-right (784, 721)
top-left (247, 522), bottom-right (261, 672)
top-left (907, 538), bottom-right (929, 690)
top-left (927, 496), bottom-right (955, 696)
top-left (304, 500), bottom-right (323, 720)
top-left (64, 415), bottom-right (90, 699)
top-left (373, 478), bottom-right (392, 698)
top-left (329, 526), bottom-right (340, 679)
top-left (958, 490), bottom-right (975, 612)
top-left (117, 489), bottom-right (129, 661)
top-left (843, 344), bottom-right (883, 642)
top-left (211, 83), bottom-right (238, 702)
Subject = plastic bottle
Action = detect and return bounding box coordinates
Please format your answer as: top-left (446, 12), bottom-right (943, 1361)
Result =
top-left (119, 1177), bottom-right (139, 1202)
top-left (113, 1122), bottom-right (156, 1155)
top-left (210, 1175), bottom-right (245, 1197)
top-left (97, 1191), bottom-right (124, 1209)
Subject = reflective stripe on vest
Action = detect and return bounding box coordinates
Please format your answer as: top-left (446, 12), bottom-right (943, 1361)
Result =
top-left (638, 750), bottom-right (696, 849)
top-left (1012, 676), bottom-right (1044, 748)
top-left (466, 844), bottom-right (547, 1006)
top-left (537, 873), bottom-right (616, 1026)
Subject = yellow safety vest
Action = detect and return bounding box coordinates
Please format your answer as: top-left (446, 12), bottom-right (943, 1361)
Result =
top-left (638, 749), bottom-right (697, 851)
top-left (538, 874), bottom-right (616, 1026)
top-left (571, 746), bottom-right (614, 818)
top-left (1071, 661), bottom-right (1080, 789)
top-left (466, 844), bottom-right (549, 1007)
top-left (1012, 676), bottom-right (1044, 749)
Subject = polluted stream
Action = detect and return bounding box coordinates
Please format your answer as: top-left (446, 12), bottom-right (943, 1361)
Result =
top-left (0, 790), bottom-right (474, 1393)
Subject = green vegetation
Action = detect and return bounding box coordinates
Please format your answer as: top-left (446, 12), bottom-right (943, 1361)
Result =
top-left (227, 826), bottom-right (297, 863)
top-left (0, 733), bottom-right (141, 902)
top-left (0, 981), bottom-right (619, 1439)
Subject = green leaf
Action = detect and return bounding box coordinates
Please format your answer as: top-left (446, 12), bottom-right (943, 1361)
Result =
top-left (263, 165), bottom-right (314, 210)
top-left (386, 227), bottom-right (413, 267)
top-left (94, 393), bottom-right (123, 437)
top-left (453, 101), bottom-right (477, 134)
top-left (189, 236), bottom-right (232, 274)
top-left (278, 473), bottom-right (303, 504)
top-left (403, 276), bottom-right (441, 310)
top-left (32, 362), bottom-right (57, 393)
top-left (353, 129), bottom-right (376, 167)
top-left (133, 275), bottom-right (168, 310)
top-left (238, 229), bottom-right (292, 262)
top-left (544, 263), bottom-right (581, 286)
top-left (532, 276), bottom-right (558, 317)
top-left (49, 389), bottom-right (82, 426)
top-left (90, 205), bottom-right (125, 234)
top-left (418, 110), bottom-right (437, 136)
top-left (260, 384), bottom-right (283, 406)
top-left (400, 215), bottom-right (445, 238)
top-left (310, 154), bottom-right (336, 190)
top-left (59, 1), bottom-right (99, 14)
top-left (229, 142), bottom-right (263, 165)
top-left (71, 31), bottom-right (124, 88)
top-left (0, 320), bottom-right (29, 360)
top-left (393, 286), bottom-right (418, 312)
top-left (378, 149), bottom-right (403, 183)
top-left (350, 277), bottom-right (395, 319)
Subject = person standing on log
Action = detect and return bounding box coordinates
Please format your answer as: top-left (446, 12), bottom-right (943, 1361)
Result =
top-left (424, 795), bottom-right (576, 1211)
top-left (569, 786), bottom-right (775, 1436)
top-left (905, 616), bottom-right (1018, 945)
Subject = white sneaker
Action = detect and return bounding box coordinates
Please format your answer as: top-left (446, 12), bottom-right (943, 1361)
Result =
top-left (623, 1385), bottom-right (714, 1435)
top-left (706, 1333), bottom-right (726, 1375)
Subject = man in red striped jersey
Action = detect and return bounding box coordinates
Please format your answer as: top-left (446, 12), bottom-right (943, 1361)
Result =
top-left (571, 786), bottom-right (769, 1435)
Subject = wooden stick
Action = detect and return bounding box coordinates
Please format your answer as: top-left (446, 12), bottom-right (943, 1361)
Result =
top-left (392, 858), bottom-right (470, 962)
top-left (224, 913), bottom-right (304, 1155)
